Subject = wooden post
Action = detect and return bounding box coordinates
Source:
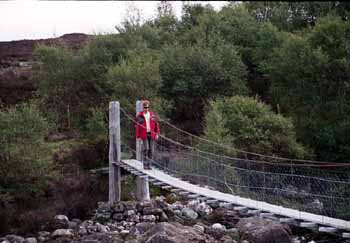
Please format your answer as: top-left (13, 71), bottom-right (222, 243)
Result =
top-left (136, 100), bottom-right (150, 201)
top-left (109, 101), bottom-right (121, 205)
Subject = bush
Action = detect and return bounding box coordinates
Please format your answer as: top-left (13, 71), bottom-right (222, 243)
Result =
top-left (203, 96), bottom-right (311, 159)
top-left (0, 102), bottom-right (52, 205)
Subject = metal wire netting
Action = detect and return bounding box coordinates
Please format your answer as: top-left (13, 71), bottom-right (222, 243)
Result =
top-left (119, 107), bottom-right (350, 221)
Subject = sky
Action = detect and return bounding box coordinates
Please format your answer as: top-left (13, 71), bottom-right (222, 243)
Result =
top-left (0, 1), bottom-right (230, 42)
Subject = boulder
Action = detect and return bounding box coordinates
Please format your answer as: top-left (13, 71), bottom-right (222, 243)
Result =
top-left (236, 217), bottom-right (292, 243)
top-left (51, 229), bottom-right (74, 238)
top-left (140, 222), bottom-right (217, 243)
top-left (181, 208), bottom-right (198, 220)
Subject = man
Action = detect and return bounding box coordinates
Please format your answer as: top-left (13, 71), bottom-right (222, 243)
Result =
top-left (135, 100), bottom-right (160, 170)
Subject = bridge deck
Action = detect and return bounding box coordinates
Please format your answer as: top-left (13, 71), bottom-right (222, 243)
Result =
top-left (120, 159), bottom-right (350, 231)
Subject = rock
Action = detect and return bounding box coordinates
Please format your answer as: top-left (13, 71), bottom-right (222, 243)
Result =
top-left (142, 215), bottom-right (156, 222)
top-left (96, 223), bottom-right (110, 233)
top-left (24, 238), bottom-right (37, 243)
top-left (127, 214), bottom-right (140, 223)
top-left (141, 222), bottom-right (216, 243)
top-left (53, 214), bottom-right (69, 229)
top-left (120, 230), bottom-right (130, 237)
top-left (78, 226), bottom-right (88, 235)
top-left (68, 221), bottom-right (78, 230)
top-left (206, 223), bottom-right (227, 240)
top-left (227, 228), bottom-right (240, 241)
top-left (126, 210), bottom-right (136, 216)
top-left (195, 202), bottom-right (213, 217)
top-left (114, 202), bottom-right (125, 213)
top-left (37, 231), bottom-right (50, 242)
top-left (169, 201), bottom-right (184, 211)
top-left (51, 229), bottom-right (74, 238)
top-left (113, 213), bottom-right (125, 221)
top-left (193, 224), bottom-right (205, 233)
top-left (131, 222), bottom-right (156, 238)
top-left (181, 208), bottom-right (198, 220)
top-left (159, 212), bottom-right (169, 222)
top-left (206, 208), bottom-right (239, 228)
top-left (143, 207), bottom-right (163, 215)
top-left (212, 223), bottom-right (226, 230)
top-left (236, 217), bottom-right (292, 243)
top-left (5, 235), bottom-right (24, 243)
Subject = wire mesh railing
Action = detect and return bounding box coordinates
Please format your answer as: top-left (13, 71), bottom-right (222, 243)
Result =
top-left (119, 106), bottom-right (350, 221)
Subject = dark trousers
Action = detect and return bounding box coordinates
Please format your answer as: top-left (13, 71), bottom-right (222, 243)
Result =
top-left (141, 132), bottom-right (155, 166)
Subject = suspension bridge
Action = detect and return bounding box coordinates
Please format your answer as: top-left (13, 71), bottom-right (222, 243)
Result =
top-left (103, 101), bottom-right (350, 239)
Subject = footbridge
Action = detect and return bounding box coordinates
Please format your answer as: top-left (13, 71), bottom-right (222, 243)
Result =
top-left (106, 101), bottom-right (350, 238)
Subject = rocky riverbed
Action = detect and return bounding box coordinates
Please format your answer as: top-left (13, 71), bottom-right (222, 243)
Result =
top-left (0, 196), bottom-right (347, 243)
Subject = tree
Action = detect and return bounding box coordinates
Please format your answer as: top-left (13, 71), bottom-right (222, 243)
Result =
top-left (159, 43), bottom-right (247, 134)
top-left (263, 15), bottom-right (350, 161)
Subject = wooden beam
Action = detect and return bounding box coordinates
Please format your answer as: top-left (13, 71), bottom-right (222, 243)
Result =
top-left (136, 100), bottom-right (150, 201)
top-left (109, 101), bottom-right (121, 204)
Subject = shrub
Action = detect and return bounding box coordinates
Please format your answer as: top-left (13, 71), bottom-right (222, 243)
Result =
top-left (203, 96), bottom-right (311, 159)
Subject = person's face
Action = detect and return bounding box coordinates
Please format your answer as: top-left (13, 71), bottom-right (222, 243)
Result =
top-left (143, 105), bottom-right (149, 112)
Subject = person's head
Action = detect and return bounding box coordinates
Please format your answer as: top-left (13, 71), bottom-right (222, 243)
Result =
top-left (143, 100), bottom-right (150, 112)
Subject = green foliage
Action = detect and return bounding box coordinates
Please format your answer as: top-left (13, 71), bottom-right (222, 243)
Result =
top-left (263, 15), bottom-right (350, 161)
top-left (0, 102), bottom-right (52, 204)
top-left (83, 107), bottom-right (108, 141)
top-left (203, 96), bottom-right (310, 159)
top-left (107, 48), bottom-right (162, 112)
top-left (159, 43), bottom-right (247, 132)
top-left (245, 2), bottom-right (349, 32)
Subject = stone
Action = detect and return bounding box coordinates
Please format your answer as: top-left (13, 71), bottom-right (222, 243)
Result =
top-left (169, 201), bottom-right (184, 211)
top-left (181, 208), bottom-right (198, 220)
top-left (143, 207), bottom-right (163, 215)
top-left (51, 229), bottom-right (74, 238)
top-left (142, 215), bottom-right (156, 222)
top-left (37, 232), bottom-right (50, 242)
top-left (120, 230), bottom-right (130, 237)
top-left (212, 223), bottom-right (226, 230)
top-left (195, 202), bottom-right (213, 217)
top-left (68, 221), bottom-right (78, 230)
top-left (114, 202), bottom-right (125, 213)
top-left (193, 224), bottom-right (205, 233)
top-left (96, 223), bottom-right (110, 233)
top-left (24, 238), bottom-right (37, 243)
top-left (113, 213), bottom-right (125, 221)
top-left (78, 226), bottom-right (88, 235)
top-left (159, 212), bottom-right (169, 222)
top-left (236, 217), bottom-right (292, 243)
top-left (126, 210), bottom-right (136, 216)
top-left (140, 222), bottom-right (216, 243)
top-left (5, 235), bottom-right (24, 243)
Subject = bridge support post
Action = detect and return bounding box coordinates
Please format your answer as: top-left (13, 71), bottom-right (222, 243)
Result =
top-left (109, 101), bottom-right (121, 205)
top-left (136, 100), bottom-right (150, 201)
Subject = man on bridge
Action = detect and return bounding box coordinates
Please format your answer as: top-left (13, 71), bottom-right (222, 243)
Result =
top-left (135, 100), bottom-right (160, 170)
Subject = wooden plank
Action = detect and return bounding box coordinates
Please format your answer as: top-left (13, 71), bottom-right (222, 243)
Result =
top-left (280, 217), bottom-right (296, 223)
top-left (300, 222), bottom-right (317, 229)
top-left (161, 185), bottom-right (173, 190)
top-left (121, 159), bottom-right (350, 230)
top-left (109, 101), bottom-right (121, 204)
top-left (318, 227), bottom-right (337, 233)
top-left (342, 233), bottom-right (350, 238)
top-left (247, 210), bottom-right (261, 215)
top-left (171, 188), bottom-right (182, 193)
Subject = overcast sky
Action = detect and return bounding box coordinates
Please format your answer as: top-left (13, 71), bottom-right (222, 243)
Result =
top-left (0, 1), bottom-right (229, 42)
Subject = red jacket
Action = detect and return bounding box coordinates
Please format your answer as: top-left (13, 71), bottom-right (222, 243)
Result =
top-left (135, 111), bottom-right (160, 140)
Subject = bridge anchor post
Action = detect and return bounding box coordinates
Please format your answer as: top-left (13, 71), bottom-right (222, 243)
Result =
top-left (136, 100), bottom-right (150, 201)
top-left (109, 101), bottom-right (121, 205)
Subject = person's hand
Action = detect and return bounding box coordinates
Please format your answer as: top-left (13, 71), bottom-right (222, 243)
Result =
top-left (155, 135), bottom-right (159, 140)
